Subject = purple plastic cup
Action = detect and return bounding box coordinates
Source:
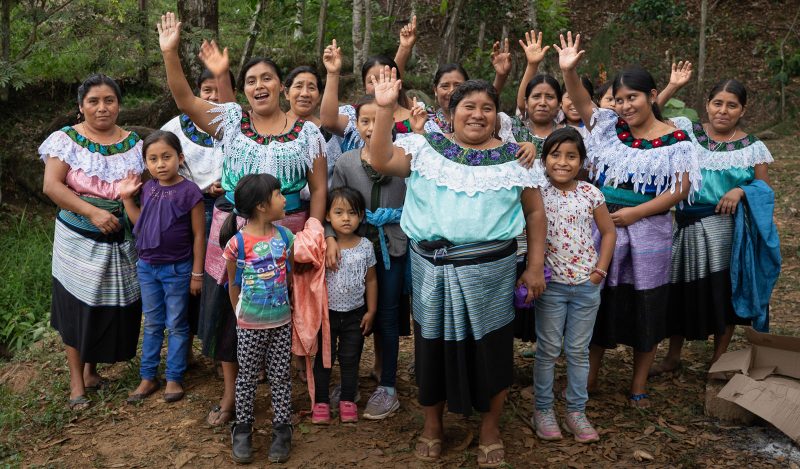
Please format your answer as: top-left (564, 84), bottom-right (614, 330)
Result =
top-left (514, 266), bottom-right (553, 309)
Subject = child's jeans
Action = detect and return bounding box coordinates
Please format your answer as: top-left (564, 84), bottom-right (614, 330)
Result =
top-left (236, 323), bottom-right (292, 425)
top-left (534, 280), bottom-right (601, 412)
top-left (137, 258), bottom-right (192, 383)
top-left (376, 254), bottom-right (407, 388)
top-left (313, 306), bottom-right (367, 403)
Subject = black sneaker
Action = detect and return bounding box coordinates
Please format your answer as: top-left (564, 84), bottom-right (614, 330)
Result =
top-left (268, 423), bottom-right (292, 463)
top-left (231, 422), bottom-right (253, 464)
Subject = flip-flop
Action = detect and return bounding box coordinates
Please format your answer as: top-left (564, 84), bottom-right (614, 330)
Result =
top-left (629, 393), bottom-right (651, 408)
top-left (206, 405), bottom-right (234, 426)
top-left (477, 440), bottom-right (505, 468)
top-left (414, 436), bottom-right (442, 462)
top-left (126, 381), bottom-right (161, 404)
top-left (68, 395), bottom-right (91, 411)
top-left (163, 391), bottom-right (185, 403)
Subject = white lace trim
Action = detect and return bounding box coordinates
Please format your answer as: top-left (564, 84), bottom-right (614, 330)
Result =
top-left (209, 103), bottom-right (324, 181)
top-left (161, 116), bottom-right (224, 191)
top-left (497, 112), bottom-right (518, 143)
top-left (38, 130), bottom-right (144, 183)
top-left (671, 117), bottom-right (774, 170)
top-left (396, 134), bottom-right (548, 196)
top-left (586, 108), bottom-right (702, 199)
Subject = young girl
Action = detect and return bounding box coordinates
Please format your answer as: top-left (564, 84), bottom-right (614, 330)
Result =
top-left (532, 128), bottom-right (615, 443)
top-left (312, 187), bottom-right (378, 424)
top-left (119, 130), bottom-right (205, 404)
top-left (220, 174), bottom-right (294, 464)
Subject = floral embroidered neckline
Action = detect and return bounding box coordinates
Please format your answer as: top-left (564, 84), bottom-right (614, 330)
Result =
top-left (691, 122), bottom-right (758, 151)
top-left (180, 114), bottom-right (214, 147)
top-left (240, 112), bottom-right (306, 144)
top-left (425, 132), bottom-right (519, 166)
top-left (61, 126), bottom-right (140, 155)
top-left (395, 119), bottom-right (412, 134)
top-left (615, 118), bottom-right (689, 149)
top-left (429, 108), bottom-right (453, 133)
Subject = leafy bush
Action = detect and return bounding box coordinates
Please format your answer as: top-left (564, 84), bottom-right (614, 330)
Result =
top-left (626, 0), bottom-right (690, 35)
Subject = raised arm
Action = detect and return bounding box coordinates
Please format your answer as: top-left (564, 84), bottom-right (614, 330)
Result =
top-left (158, 12), bottom-right (216, 134)
top-left (490, 38), bottom-right (512, 95)
top-left (555, 32), bottom-right (593, 129)
top-left (319, 39), bottom-right (350, 136)
top-left (656, 61), bottom-right (693, 109)
top-left (394, 15), bottom-right (417, 77)
top-left (369, 66), bottom-right (412, 178)
top-left (517, 30), bottom-right (549, 114)
top-left (199, 39), bottom-right (236, 104)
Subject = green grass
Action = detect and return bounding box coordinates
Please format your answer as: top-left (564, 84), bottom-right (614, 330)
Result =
top-left (0, 208), bottom-right (53, 353)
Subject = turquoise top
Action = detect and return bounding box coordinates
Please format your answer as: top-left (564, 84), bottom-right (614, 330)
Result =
top-left (395, 133), bottom-right (547, 244)
top-left (673, 120), bottom-right (773, 209)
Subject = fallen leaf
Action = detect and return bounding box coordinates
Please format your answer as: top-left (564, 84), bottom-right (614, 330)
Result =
top-left (668, 424), bottom-right (687, 433)
top-left (643, 425), bottom-right (655, 435)
top-left (174, 451), bottom-right (196, 469)
top-left (567, 462), bottom-right (584, 469)
top-left (524, 437), bottom-right (535, 448)
top-left (633, 449), bottom-right (654, 462)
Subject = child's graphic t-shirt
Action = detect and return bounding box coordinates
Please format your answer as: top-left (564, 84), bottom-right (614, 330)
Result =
top-left (223, 228), bottom-right (295, 329)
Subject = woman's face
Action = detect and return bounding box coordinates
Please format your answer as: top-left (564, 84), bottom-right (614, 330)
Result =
top-left (80, 84), bottom-right (119, 131)
top-left (526, 82), bottom-right (560, 125)
top-left (434, 70), bottom-right (467, 113)
top-left (706, 90), bottom-right (745, 134)
top-left (561, 92), bottom-right (582, 124)
top-left (614, 85), bottom-right (656, 127)
top-left (599, 88), bottom-right (616, 111)
top-left (285, 72), bottom-right (321, 118)
top-left (355, 102), bottom-right (377, 147)
top-left (243, 62), bottom-right (282, 115)
top-left (452, 91), bottom-right (497, 145)
top-left (198, 78), bottom-right (220, 103)
top-left (363, 64), bottom-right (385, 95)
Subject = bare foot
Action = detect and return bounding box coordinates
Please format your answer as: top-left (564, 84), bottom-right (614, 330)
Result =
top-left (629, 394), bottom-right (651, 409)
top-left (648, 358), bottom-right (681, 377)
top-left (131, 379), bottom-right (159, 396)
top-left (477, 439), bottom-right (505, 467)
top-left (164, 380), bottom-right (184, 394)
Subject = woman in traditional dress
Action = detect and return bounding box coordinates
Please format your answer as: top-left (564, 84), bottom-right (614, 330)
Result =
top-left (40, 74), bottom-right (144, 410)
top-left (556, 32), bottom-right (701, 408)
top-left (369, 68), bottom-right (548, 467)
top-left (650, 79), bottom-right (773, 376)
top-left (157, 12), bottom-right (327, 426)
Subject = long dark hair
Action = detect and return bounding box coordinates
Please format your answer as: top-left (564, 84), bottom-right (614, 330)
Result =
top-left (219, 174), bottom-right (282, 248)
top-left (76, 74), bottom-right (122, 122)
top-left (238, 57), bottom-right (283, 91)
top-left (284, 65), bottom-right (322, 90)
top-left (613, 66), bottom-right (663, 121)
top-left (524, 74), bottom-right (563, 102)
top-left (433, 63), bottom-right (469, 87)
top-left (362, 55), bottom-right (409, 108)
top-left (708, 79), bottom-right (747, 106)
top-left (594, 80), bottom-right (612, 105)
top-left (142, 130), bottom-right (182, 157)
top-left (327, 186), bottom-right (366, 217)
top-left (448, 80), bottom-right (499, 115)
top-left (542, 127), bottom-right (587, 164)
top-left (196, 68), bottom-right (236, 93)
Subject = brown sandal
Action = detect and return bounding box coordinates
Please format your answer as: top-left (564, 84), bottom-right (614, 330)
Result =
top-left (477, 441), bottom-right (505, 468)
top-left (415, 436), bottom-right (443, 462)
top-left (206, 405), bottom-right (234, 426)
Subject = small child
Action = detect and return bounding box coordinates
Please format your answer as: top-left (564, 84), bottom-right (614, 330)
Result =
top-left (220, 174), bottom-right (295, 464)
top-left (532, 128), bottom-right (616, 443)
top-left (313, 187), bottom-right (377, 424)
top-left (119, 130), bottom-right (205, 404)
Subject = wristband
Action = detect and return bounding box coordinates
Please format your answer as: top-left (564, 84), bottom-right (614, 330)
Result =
top-left (592, 268), bottom-right (607, 278)
top-left (191, 272), bottom-right (204, 278)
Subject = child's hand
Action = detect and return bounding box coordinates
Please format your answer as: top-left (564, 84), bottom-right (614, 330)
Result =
top-left (190, 276), bottom-right (202, 295)
top-left (668, 61), bottom-right (693, 89)
top-left (589, 271), bottom-right (604, 285)
top-left (325, 237), bottom-right (341, 270)
top-left (409, 97), bottom-right (427, 134)
top-left (157, 12), bottom-right (182, 53)
top-left (518, 267), bottom-right (546, 302)
top-left (371, 66), bottom-right (402, 108)
top-left (399, 15), bottom-right (417, 49)
top-left (516, 142), bottom-right (537, 168)
top-left (610, 206), bottom-right (642, 227)
top-left (198, 39), bottom-right (230, 77)
top-left (322, 39), bottom-right (342, 75)
top-left (360, 311), bottom-right (376, 336)
top-left (519, 30), bottom-right (550, 65)
top-left (118, 172), bottom-right (142, 200)
top-left (491, 39), bottom-right (512, 77)
top-left (554, 32), bottom-right (585, 71)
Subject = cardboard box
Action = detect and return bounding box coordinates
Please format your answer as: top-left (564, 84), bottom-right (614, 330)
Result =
top-left (707, 328), bottom-right (800, 444)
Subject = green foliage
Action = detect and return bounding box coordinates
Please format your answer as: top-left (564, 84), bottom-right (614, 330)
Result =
top-left (0, 209), bottom-right (53, 352)
top-left (661, 98), bottom-right (699, 121)
top-left (626, 0), bottom-right (689, 35)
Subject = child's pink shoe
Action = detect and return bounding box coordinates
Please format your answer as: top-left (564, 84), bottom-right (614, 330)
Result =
top-left (563, 411), bottom-right (600, 443)
top-left (532, 408), bottom-right (563, 441)
top-left (339, 401), bottom-right (358, 423)
top-left (311, 403), bottom-right (331, 424)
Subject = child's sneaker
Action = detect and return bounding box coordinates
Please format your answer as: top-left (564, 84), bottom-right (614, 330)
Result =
top-left (563, 411), bottom-right (600, 443)
top-left (339, 401), bottom-right (358, 423)
top-left (363, 386), bottom-right (400, 420)
top-left (330, 385), bottom-right (361, 409)
top-left (532, 408), bottom-right (563, 441)
top-left (311, 403), bottom-right (331, 424)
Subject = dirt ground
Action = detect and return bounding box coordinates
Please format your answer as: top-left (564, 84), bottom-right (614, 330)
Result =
top-left (4, 135), bottom-right (800, 468)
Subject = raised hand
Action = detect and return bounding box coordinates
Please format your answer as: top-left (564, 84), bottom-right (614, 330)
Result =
top-left (370, 66), bottom-right (402, 108)
top-left (669, 60), bottom-right (693, 88)
top-left (553, 31), bottom-right (585, 71)
top-left (409, 97), bottom-right (428, 133)
top-left (198, 40), bottom-right (230, 77)
top-left (519, 30), bottom-right (550, 65)
top-left (491, 39), bottom-right (512, 76)
top-left (118, 172), bottom-right (142, 200)
top-left (399, 15), bottom-right (417, 49)
top-left (322, 39), bottom-right (342, 74)
top-left (157, 11), bottom-right (182, 53)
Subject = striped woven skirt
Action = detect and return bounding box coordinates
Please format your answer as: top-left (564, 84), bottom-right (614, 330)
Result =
top-left (590, 208), bottom-right (672, 352)
top-left (410, 239), bottom-right (516, 416)
top-left (198, 198), bottom-right (308, 362)
top-left (50, 212), bottom-right (142, 363)
top-left (668, 209), bottom-right (748, 340)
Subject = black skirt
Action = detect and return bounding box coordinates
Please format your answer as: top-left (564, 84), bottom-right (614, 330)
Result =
top-left (197, 274), bottom-right (238, 363)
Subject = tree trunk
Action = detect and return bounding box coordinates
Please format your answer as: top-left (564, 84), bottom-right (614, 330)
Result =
top-left (315, 0), bottom-right (329, 67)
top-left (695, 0), bottom-right (707, 110)
top-left (352, 0), bottom-right (364, 74)
top-left (293, 0), bottom-right (305, 41)
top-left (177, 0), bottom-right (219, 82)
top-left (1, 0), bottom-right (11, 103)
top-left (476, 20), bottom-right (486, 67)
top-left (528, 0), bottom-right (537, 29)
top-left (138, 0), bottom-right (149, 85)
top-left (363, 0), bottom-right (371, 61)
top-left (239, 0), bottom-right (268, 82)
top-left (438, 0), bottom-right (464, 64)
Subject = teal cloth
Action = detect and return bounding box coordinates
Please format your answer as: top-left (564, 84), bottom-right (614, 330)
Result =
top-left (600, 186), bottom-right (654, 207)
top-left (691, 167), bottom-right (755, 206)
top-left (400, 171), bottom-right (525, 244)
top-left (366, 207), bottom-right (403, 269)
top-left (730, 179), bottom-right (781, 332)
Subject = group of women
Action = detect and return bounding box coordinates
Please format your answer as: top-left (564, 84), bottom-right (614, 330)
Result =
top-left (39, 12), bottom-right (778, 467)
